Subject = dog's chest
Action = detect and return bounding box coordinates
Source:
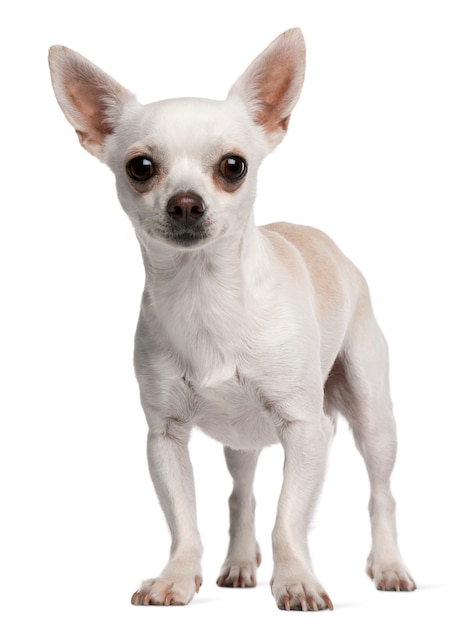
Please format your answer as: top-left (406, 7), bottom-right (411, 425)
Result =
top-left (191, 376), bottom-right (280, 450)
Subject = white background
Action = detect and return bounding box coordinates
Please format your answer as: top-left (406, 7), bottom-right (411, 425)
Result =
top-left (1, 1), bottom-right (456, 624)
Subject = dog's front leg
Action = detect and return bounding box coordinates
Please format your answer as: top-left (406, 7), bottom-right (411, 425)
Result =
top-left (271, 417), bottom-right (334, 611)
top-left (131, 426), bottom-right (203, 606)
top-left (217, 448), bottom-right (261, 588)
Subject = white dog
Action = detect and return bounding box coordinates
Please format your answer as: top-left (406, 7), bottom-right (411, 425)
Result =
top-left (48, 28), bottom-right (415, 611)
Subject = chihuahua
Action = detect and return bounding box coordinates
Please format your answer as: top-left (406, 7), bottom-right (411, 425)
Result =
top-left (48, 28), bottom-right (415, 611)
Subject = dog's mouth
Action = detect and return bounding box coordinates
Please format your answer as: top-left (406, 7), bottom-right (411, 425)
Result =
top-left (168, 229), bottom-right (209, 247)
top-left (146, 223), bottom-right (213, 249)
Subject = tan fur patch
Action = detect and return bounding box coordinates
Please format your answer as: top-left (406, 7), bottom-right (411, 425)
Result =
top-left (260, 221), bottom-right (361, 326)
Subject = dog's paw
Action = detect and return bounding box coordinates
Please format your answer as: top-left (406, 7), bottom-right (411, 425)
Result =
top-left (216, 559), bottom-right (257, 588)
top-left (131, 574), bottom-right (202, 606)
top-left (271, 573), bottom-right (333, 611)
top-left (367, 562), bottom-right (416, 592)
top-left (217, 549), bottom-right (261, 588)
top-left (217, 564), bottom-right (256, 588)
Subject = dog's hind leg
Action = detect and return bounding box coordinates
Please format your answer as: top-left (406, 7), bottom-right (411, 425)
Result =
top-left (217, 447), bottom-right (261, 588)
top-left (329, 293), bottom-right (416, 592)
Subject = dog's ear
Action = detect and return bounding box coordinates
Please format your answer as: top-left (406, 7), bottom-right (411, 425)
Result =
top-left (48, 46), bottom-right (134, 159)
top-left (228, 28), bottom-right (305, 150)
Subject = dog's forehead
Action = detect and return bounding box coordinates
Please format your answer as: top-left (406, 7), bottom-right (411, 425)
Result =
top-left (124, 97), bottom-right (256, 155)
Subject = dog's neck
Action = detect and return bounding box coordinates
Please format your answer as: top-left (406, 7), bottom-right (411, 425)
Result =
top-left (137, 217), bottom-right (270, 387)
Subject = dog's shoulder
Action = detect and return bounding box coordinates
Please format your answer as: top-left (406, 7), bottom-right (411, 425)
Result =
top-left (260, 221), bottom-right (347, 274)
top-left (260, 221), bottom-right (365, 311)
top-left (261, 221), bottom-right (338, 257)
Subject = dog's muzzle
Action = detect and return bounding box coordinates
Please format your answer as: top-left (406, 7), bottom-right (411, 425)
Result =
top-left (165, 192), bottom-right (209, 247)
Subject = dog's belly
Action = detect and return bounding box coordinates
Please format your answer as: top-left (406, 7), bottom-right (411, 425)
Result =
top-left (193, 382), bottom-right (280, 450)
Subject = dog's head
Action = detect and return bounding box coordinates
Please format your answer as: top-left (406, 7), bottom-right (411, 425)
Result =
top-left (49, 29), bottom-right (305, 251)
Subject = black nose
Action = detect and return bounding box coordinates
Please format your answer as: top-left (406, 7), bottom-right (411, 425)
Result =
top-left (166, 192), bottom-right (205, 226)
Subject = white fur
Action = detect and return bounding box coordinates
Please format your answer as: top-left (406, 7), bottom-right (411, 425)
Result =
top-left (48, 28), bottom-right (415, 611)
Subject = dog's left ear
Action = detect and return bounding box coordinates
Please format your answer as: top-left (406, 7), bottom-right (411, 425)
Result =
top-left (228, 28), bottom-right (305, 150)
top-left (48, 46), bottom-right (135, 159)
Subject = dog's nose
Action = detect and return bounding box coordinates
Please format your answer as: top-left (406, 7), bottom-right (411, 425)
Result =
top-left (166, 192), bottom-right (205, 226)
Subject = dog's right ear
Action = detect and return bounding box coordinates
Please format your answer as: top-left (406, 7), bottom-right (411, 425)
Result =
top-left (48, 46), bottom-right (134, 159)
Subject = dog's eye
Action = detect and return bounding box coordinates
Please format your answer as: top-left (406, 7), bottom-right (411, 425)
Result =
top-left (219, 156), bottom-right (247, 182)
top-left (127, 156), bottom-right (155, 182)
